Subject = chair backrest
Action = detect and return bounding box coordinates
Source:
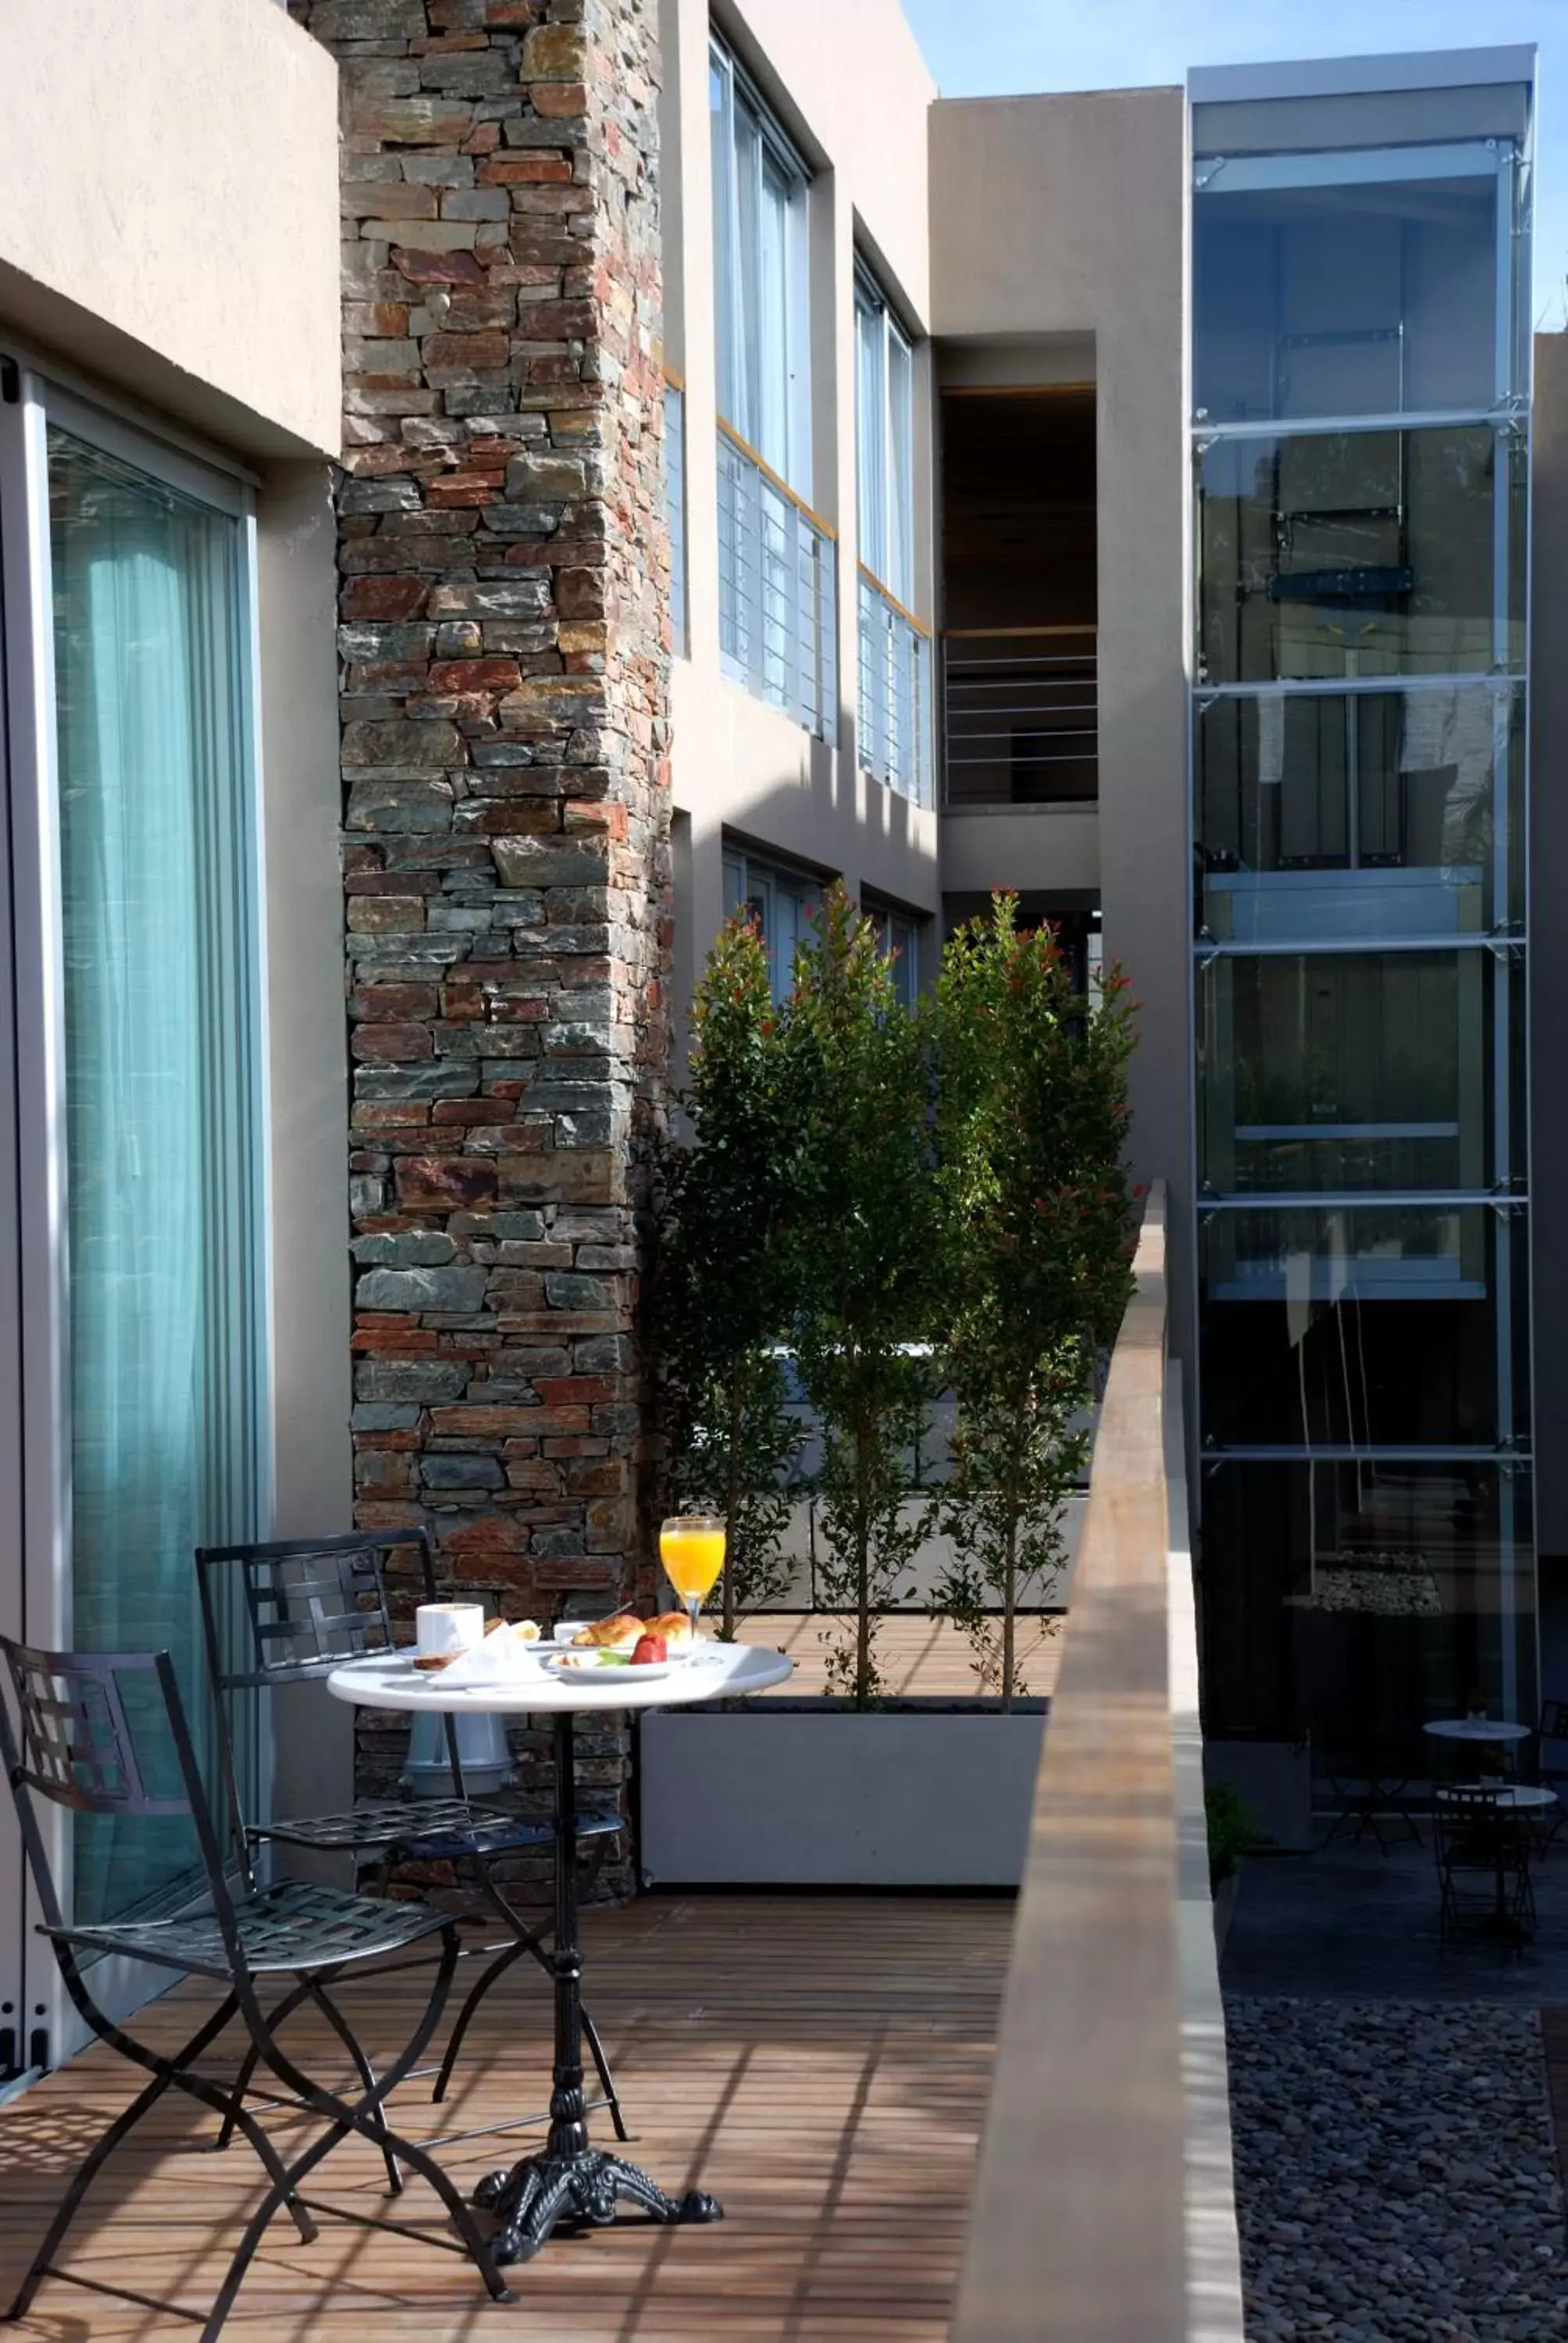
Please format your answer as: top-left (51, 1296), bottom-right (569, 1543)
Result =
top-left (1432, 1782), bottom-right (1505, 1867)
top-left (0, 1639), bottom-right (233, 1949)
top-left (194, 1530), bottom-right (437, 1693)
top-left (194, 1530), bottom-right (454, 1870)
top-left (1541, 1698), bottom-right (1568, 1749)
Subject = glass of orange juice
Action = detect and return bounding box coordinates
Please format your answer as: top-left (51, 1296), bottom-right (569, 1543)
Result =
top-left (660, 1515), bottom-right (726, 1652)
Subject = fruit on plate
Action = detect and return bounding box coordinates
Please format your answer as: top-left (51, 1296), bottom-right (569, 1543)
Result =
top-left (630, 1632), bottom-right (667, 1666)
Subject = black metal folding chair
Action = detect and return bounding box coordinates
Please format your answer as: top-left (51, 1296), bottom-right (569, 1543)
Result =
top-left (1531, 1697), bottom-right (1568, 1852)
top-left (0, 1635), bottom-right (513, 2338)
top-left (193, 1529), bottom-right (626, 2138)
top-left (1432, 1782), bottom-right (1534, 1946)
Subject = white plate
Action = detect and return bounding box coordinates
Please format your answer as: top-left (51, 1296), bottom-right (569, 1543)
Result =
top-left (541, 1650), bottom-right (686, 1683)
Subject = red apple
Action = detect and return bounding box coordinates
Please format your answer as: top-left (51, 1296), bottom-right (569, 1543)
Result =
top-left (630, 1632), bottom-right (667, 1666)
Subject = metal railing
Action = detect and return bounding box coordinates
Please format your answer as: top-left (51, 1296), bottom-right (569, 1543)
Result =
top-left (950, 1187), bottom-right (1246, 2343)
top-left (943, 624), bottom-right (1098, 806)
top-left (857, 569), bottom-right (932, 808)
top-left (718, 421), bottom-right (837, 740)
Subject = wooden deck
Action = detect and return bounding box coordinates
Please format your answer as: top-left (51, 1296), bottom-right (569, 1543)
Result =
top-left (0, 1895), bottom-right (1010, 2341)
top-left (744, 1612), bottom-right (1064, 1699)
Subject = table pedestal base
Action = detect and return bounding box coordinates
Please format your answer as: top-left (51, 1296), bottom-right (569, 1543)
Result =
top-left (475, 2151), bottom-right (722, 2266)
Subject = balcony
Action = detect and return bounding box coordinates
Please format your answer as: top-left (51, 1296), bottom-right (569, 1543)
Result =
top-left (858, 570), bottom-right (933, 806)
top-left (718, 422), bottom-right (836, 740)
top-left (942, 625), bottom-right (1098, 805)
top-left (0, 1196), bottom-right (1241, 2342)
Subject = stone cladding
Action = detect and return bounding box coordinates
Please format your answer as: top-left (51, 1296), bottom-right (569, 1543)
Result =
top-left (290, 0), bottom-right (671, 1896)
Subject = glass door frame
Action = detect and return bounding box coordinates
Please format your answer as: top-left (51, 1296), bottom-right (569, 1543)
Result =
top-left (0, 358), bottom-right (273, 2070)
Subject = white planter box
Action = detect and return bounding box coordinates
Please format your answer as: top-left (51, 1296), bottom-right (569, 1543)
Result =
top-left (638, 1703), bottom-right (1046, 1888)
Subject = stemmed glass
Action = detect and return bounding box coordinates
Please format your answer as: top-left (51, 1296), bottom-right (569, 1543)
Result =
top-left (659, 1515), bottom-right (726, 1653)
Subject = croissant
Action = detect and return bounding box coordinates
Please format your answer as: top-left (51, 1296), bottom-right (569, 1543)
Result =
top-left (572, 1613), bottom-right (646, 1653)
top-left (646, 1610), bottom-right (695, 1648)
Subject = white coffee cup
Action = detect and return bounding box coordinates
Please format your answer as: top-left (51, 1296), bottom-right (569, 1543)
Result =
top-left (415, 1601), bottom-right (486, 1657)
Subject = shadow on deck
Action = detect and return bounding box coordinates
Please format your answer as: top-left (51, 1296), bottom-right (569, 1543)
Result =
top-left (0, 1893), bottom-right (1009, 2341)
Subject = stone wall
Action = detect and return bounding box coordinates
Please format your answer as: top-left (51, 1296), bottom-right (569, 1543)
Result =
top-left (292, 0), bottom-right (670, 1892)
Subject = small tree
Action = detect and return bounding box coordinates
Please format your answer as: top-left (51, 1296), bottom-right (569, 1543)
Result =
top-left (933, 895), bottom-right (1136, 1706)
top-left (652, 915), bottom-right (802, 1634)
top-left (789, 887), bottom-right (939, 1706)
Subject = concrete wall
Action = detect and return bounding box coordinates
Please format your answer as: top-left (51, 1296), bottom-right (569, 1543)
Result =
top-left (664, 0), bottom-right (941, 1039)
top-left (1531, 333), bottom-right (1568, 1560)
top-left (0, 0), bottom-right (340, 460)
top-left (928, 88), bottom-right (1192, 1357)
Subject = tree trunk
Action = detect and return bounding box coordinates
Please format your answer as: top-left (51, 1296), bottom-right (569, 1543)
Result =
top-left (1000, 1395), bottom-right (1029, 1711)
top-left (722, 1355), bottom-right (743, 1641)
top-left (854, 1410), bottom-right (873, 1710)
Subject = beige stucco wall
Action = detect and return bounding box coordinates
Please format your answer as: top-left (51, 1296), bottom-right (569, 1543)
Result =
top-left (663, 0), bottom-right (940, 1032)
top-left (929, 87), bottom-right (1192, 1357)
top-left (0, 0), bottom-right (340, 458)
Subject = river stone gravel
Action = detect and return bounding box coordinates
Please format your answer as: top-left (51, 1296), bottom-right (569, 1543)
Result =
top-left (1226, 1998), bottom-right (1568, 2342)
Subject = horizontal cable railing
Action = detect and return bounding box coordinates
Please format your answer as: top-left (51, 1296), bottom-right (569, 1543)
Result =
top-left (950, 1186), bottom-right (1246, 2343)
top-left (943, 624), bottom-right (1098, 806)
top-left (857, 569), bottom-right (932, 808)
top-left (718, 421), bottom-right (837, 740)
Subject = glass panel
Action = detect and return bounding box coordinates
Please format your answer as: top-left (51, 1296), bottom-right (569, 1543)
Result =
top-left (1194, 168), bottom-right (1499, 423)
top-left (50, 427), bottom-right (262, 1928)
top-left (1197, 949), bottom-right (1516, 1195)
top-left (1199, 1206), bottom-right (1528, 1446)
top-left (664, 381), bottom-right (686, 658)
top-left (1199, 1459), bottom-right (1534, 1750)
top-left (1196, 424), bottom-right (1525, 683)
top-left (1196, 685), bottom-right (1521, 938)
top-left (856, 288), bottom-right (885, 583)
top-left (886, 325), bottom-right (914, 605)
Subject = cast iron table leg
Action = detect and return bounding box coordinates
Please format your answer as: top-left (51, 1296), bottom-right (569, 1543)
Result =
top-left (472, 1710), bottom-right (723, 2265)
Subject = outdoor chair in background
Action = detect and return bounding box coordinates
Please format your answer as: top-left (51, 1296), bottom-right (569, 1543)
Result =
top-left (194, 1529), bottom-right (627, 2145)
top-left (1432, 1782), bottom-right (1534, 1946)
top-left (1320, 1727), bottom-right (1424, 1853)
top-left (1530, 1697), bottom-right (1568, 1852)
top-left (0, 1636), bottom-right (512, 2339)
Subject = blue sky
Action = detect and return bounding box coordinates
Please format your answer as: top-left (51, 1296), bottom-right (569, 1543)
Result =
top-left (900, 0), bottom-right (1567, 331)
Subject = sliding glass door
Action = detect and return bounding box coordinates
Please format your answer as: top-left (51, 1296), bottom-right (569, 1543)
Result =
top-left (0, 376), bottom-right (267, 2056)
top-left (50, 425), bottom-right (265, 1927)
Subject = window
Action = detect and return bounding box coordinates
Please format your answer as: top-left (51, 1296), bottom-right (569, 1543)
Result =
top-left (709, 35), bottom-right (811, 496)
top-left (722, 845), bottom-right (823, 1004)
top-left (710, 36), bottom-right (834, 737)
top-left (864, 897), bottom-right (922, 1010)
top-left (855, 267), bottom-right (928, 800)
top-left (854, 270), bottom-right (914, 604)
top-left (664, 376), bottom-right (687, 657)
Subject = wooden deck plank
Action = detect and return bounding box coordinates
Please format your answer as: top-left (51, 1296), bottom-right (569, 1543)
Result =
top-left (0, 1895), bottom-right (1010, 2341)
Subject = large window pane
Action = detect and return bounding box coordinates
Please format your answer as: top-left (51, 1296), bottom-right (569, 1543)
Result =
top-left (50, 428), bottom-right (263, 1927)
top-left (1199, 1460), bottom-right (1534, 1753)
top-left (1196, 424), bottom-right (1525, 683)
top-left (1197, 949), bottom-right (1517, 1195)
top-left (711, 37), bottom-right (809, 497)
top-left (1196, 684), bottom-right (1522, 939)
top-left (1199, 1206), bottom-right (1529, 1446)
top-left (1194, 166), bottom-right (1500, 423)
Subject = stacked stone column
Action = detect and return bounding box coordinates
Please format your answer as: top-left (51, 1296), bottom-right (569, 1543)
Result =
top-left (294, 0), bottom-right (670, 1871)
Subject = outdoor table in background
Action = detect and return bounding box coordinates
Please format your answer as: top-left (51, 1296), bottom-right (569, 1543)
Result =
top-left (328, 1639), bottom-right (792, 2265)
top-left (1423, 1718), bottom-right (1532, 1749)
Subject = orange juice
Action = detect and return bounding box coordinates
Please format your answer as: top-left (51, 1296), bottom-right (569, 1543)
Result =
top-left (660, 1519), bottom-right (725, 1603)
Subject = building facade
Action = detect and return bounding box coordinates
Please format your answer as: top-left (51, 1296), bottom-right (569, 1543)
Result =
top-left (0, 0), bottom-right (1553, 2056)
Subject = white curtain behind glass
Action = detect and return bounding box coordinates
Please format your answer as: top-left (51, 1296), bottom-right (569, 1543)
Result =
top-left (50, 429), bottom-right (262, 1927)
top-left (710, 41), bottom-right (809, 496)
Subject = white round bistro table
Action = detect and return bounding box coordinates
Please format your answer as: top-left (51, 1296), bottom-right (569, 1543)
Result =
top-left (328, 1641), bottom-right (790, 2266)
top-left (1423, 1717), bottom-right (1531, 1747)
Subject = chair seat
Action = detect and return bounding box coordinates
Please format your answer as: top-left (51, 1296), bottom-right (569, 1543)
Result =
top-left (255, 1799), bottom-right (624, 1859)
top-left (44, 1879), bottom-right (461, 1981)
